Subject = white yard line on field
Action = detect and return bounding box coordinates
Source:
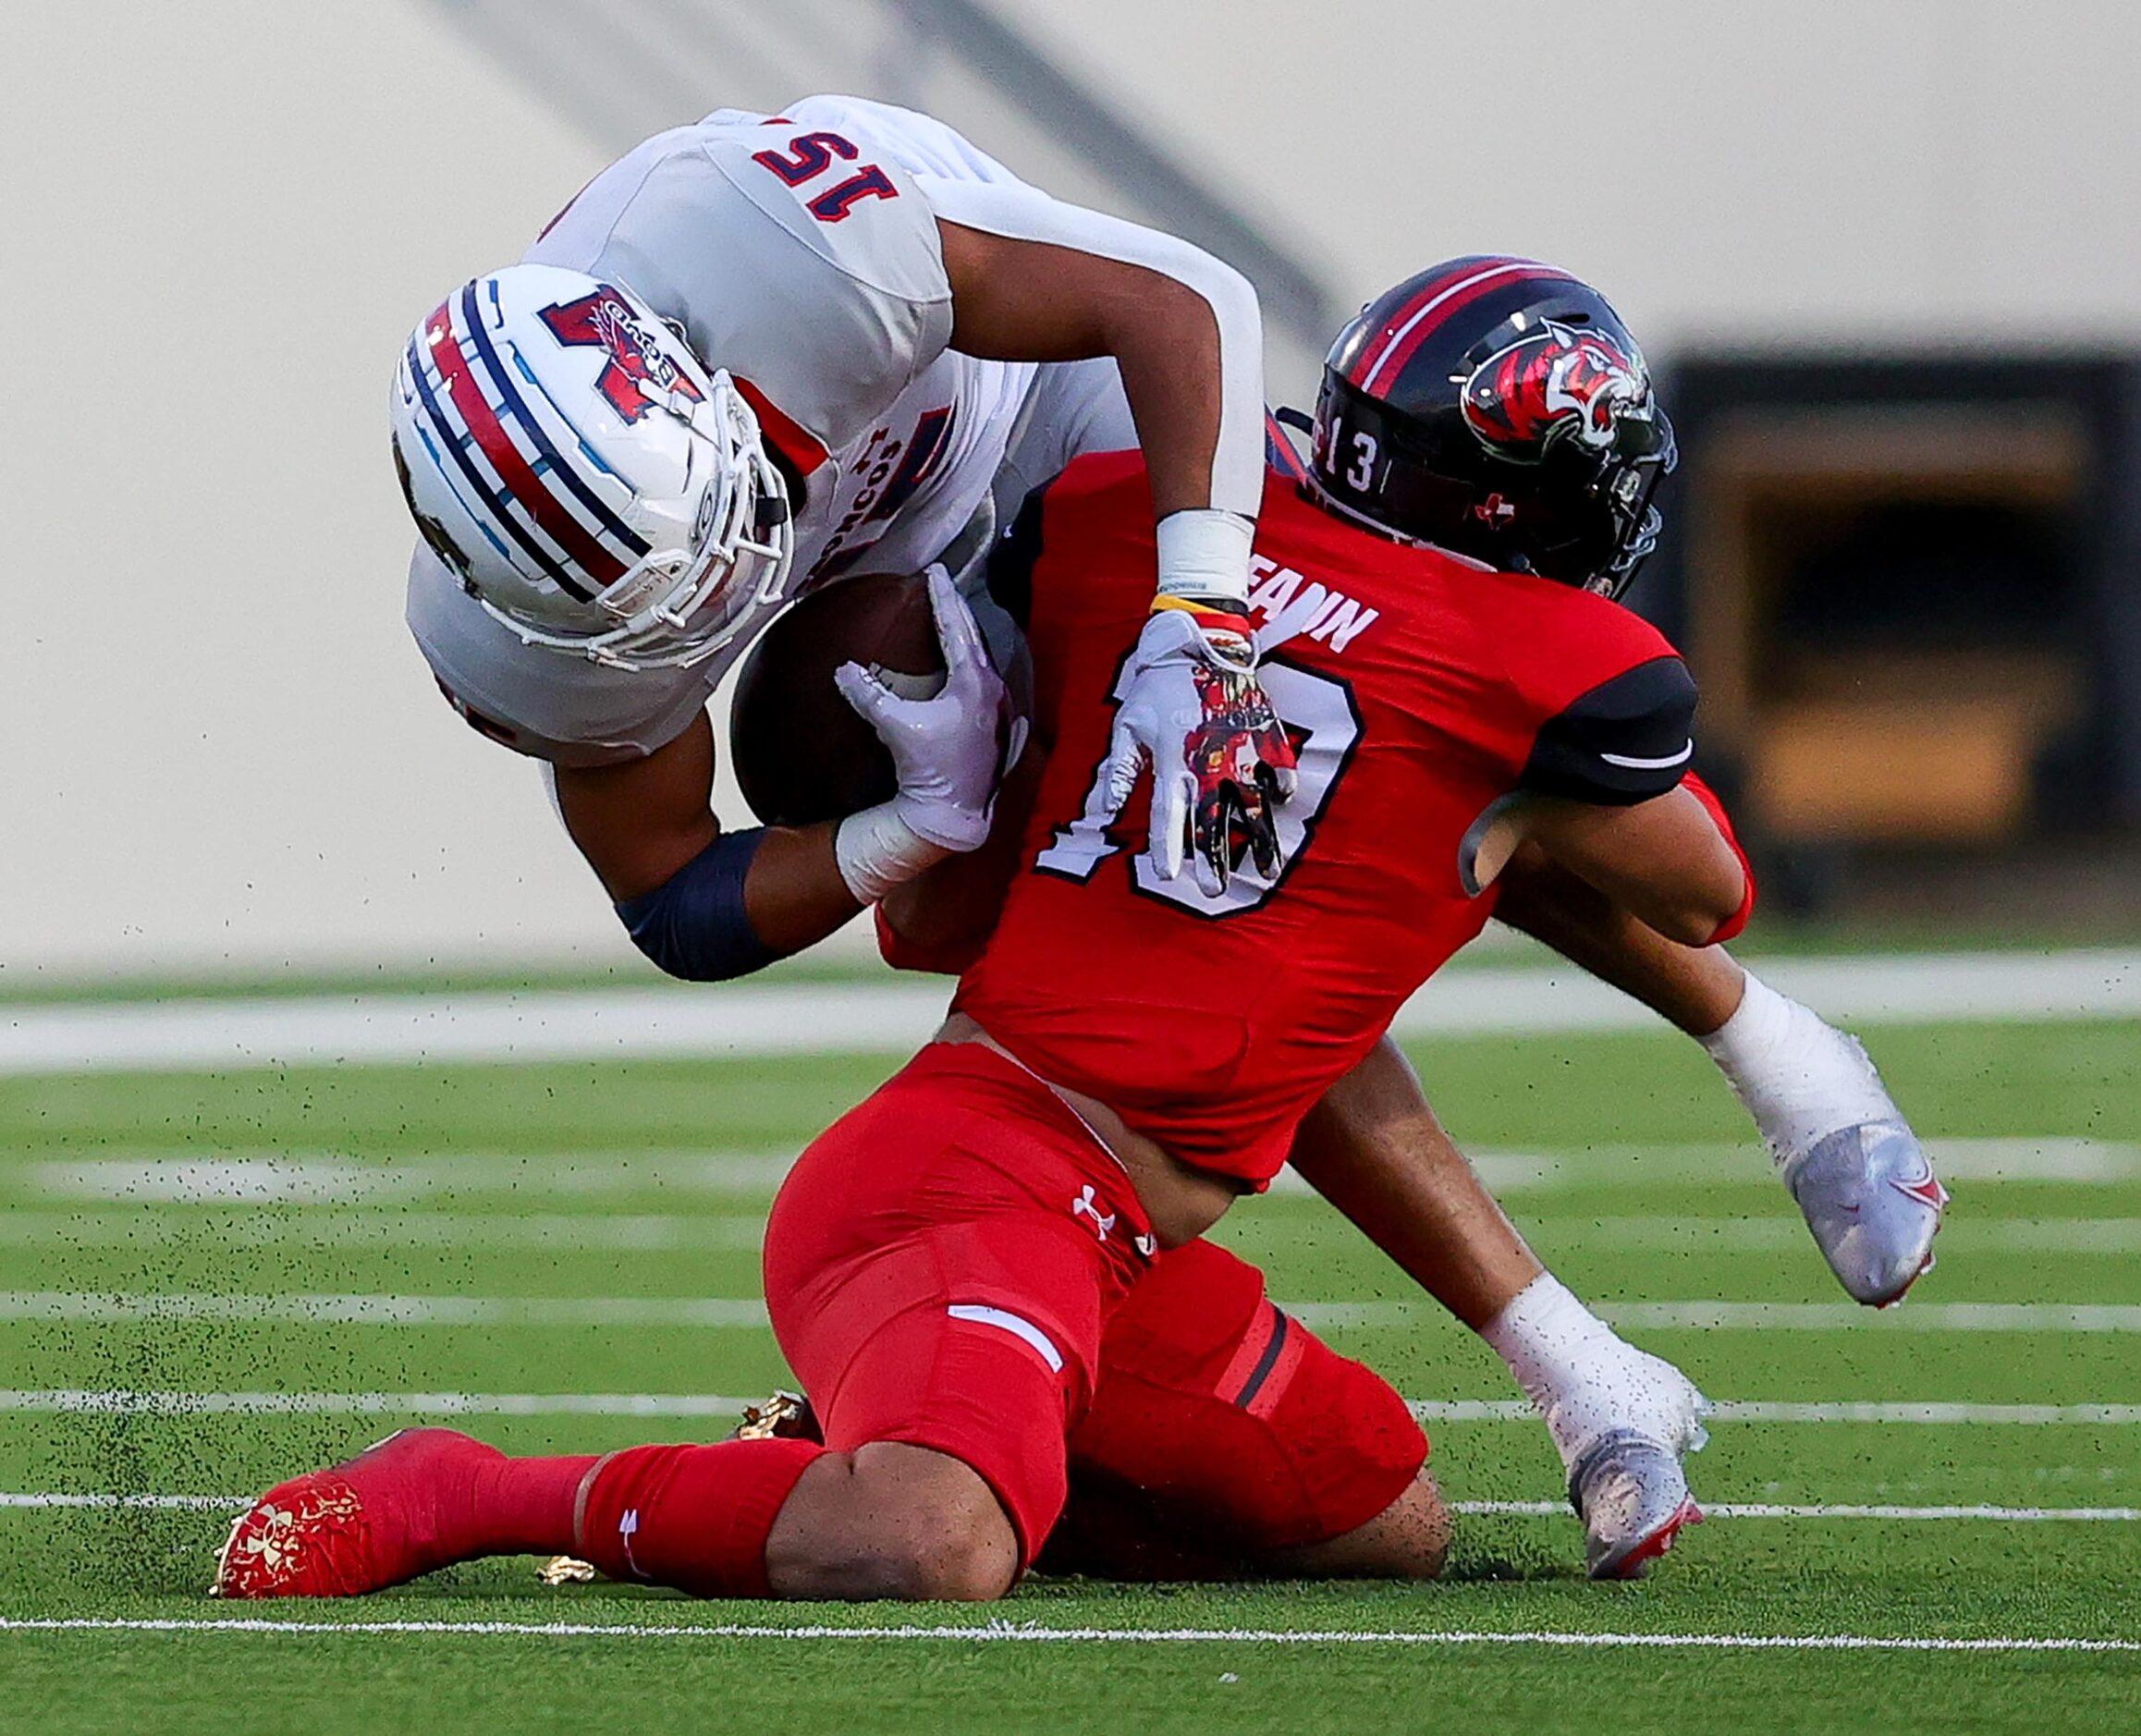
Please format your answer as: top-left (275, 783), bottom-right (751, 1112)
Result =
top-left (1450, 1500), bottom-right (2141, 1521)
top-left (1293, 1300), bottom-right (2141, 1333)
top-left (4, 1491), bottom-right (2135, 1522)
top-left (1515, 1216), bottom-right (2141, 1254)
top-left (4, 1390), bottom-right (2139, 1424)
top-left (0, 983), bottom-right (957, 1076)
top-left (1400, 1399), bottom-right (2141, 1424)
top-left (7, 1290), bottom-right (2141, 1332)
top-left (0, 1291), bottom-right (771, 1326)
top-left (20, 1152), bottom-right (800, 1204)
top-left (15, 1205), bottom-right (2136, 1257)
top-left (1596, 1302), bottom-right (2141, 1334)
top-left (1282, 1137), bottom-right (2141, 1191)
top-left (1393, 949), bottom-right (2141, 1037)
top-left (0, 984), bottom-right (958, 1077)
top-left (19, 1135), bottom-right (2139, 1209)
top-left (0, 1210), bottom-right (765, 1251)
top-left (4, 948), bottom-right (2136, 1075)
top-left (2, 1616), bottom-right (2136, 1653)
top-left (0, 1493), bottom-right (245, 1511)
top-left (0, 1389), bottom-right (762, 1417)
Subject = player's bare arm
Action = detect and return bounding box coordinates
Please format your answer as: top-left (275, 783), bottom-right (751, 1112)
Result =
top-left (925, 187), bottom-right (1299, 892)
top-left (552, 712), bottom-right (859, 958)
top-left (1503, 786), bottom-right (1748, 947)
top-left (546, 563), bottom-right (1012, 982)
top-left (936, 220), bottom-right (1231, 520)
top-left (1492, 849), bottom-right (1749, 1035)
top-left (1289, 1037), bottom-right (1543, 1329)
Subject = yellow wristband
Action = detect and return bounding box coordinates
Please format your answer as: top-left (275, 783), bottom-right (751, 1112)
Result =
top-left (1150, 595), bottom-right (1250, 626)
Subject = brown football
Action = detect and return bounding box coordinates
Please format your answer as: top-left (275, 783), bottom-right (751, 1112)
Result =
top-left (729, 571), bottom-right (945, 826)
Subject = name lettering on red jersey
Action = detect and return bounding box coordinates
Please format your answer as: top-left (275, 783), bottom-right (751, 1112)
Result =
top-left (1245, 556), bottom-right (1381, 654)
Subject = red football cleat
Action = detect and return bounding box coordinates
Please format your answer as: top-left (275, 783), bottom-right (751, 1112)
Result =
top-left (212, 1427), bottom-right (497, 1599)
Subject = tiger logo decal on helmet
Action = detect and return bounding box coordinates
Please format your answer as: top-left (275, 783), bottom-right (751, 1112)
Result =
top-left (1461, 322), bottom-right (1657, 463)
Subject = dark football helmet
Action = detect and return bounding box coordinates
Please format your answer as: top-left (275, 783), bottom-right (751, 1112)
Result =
top-left (1304, 257), bottom-right (1676, 599)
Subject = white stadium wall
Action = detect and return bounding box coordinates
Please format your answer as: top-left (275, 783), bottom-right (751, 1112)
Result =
top-left (5, 0), bottom-right (2137, 980)
top-left (987, 0), bottom-right (2141, 378)
top-left (3, 0), bottom-right (617, 982)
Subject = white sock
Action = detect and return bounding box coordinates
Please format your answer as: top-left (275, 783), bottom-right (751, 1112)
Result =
top-left (1478, 1273), bottom-right (1689, 1472)
top-left (1697, 970), bottom-right (1898, 1168)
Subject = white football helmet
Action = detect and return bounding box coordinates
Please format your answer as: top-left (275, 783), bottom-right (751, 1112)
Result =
top-left (390, 263), bottom-right (793, 670)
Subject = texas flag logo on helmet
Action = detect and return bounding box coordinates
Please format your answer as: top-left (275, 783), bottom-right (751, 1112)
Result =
top-left (537, 288), bottom-right (706, 425)
top-left (1461, 321), bottom-right (1656, 463)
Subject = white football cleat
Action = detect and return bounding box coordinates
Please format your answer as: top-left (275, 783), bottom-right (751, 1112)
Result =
top-left (1703, 978), bottom-right (1950, 1307)
top-left (1569, 1430), bottom-right (1705, 1580)
top-left (1783, 1119), bottom-right (1948, 1307)
top-left (1554, 1346), bottom-right (1711, 1580)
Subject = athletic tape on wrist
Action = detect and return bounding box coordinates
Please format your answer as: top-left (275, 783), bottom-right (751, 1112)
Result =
top-left (1155, 508), bottom-right (1255, 605)
top-left (834, 801), bottom-right (948, 905)
top-left (1149, 595), bottom-right (1253, 632)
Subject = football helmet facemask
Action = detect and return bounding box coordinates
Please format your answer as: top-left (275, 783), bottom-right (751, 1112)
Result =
top-left (1305, 257), bottom-right (1675, 600)
top-left (390, 263), bottom-right (793, 671)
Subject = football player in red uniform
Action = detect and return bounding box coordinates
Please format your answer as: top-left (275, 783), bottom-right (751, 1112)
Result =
top-left (403, 105), bottom-right (1940, 1316)
top-left (219, 262), bottom-right (1775, 1602)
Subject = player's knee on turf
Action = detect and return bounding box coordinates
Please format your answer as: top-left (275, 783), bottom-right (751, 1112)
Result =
top-left (766, 1442), bottom-right (1022, 1602)
top-left (1264, 1465), bottom-right (1451, 1581)
top-left (1064, 1240), bottom-right (1438, 1581)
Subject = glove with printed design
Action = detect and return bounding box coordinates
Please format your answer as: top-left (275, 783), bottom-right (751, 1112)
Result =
top-left (1099, 600), bottom-right (1298, 898)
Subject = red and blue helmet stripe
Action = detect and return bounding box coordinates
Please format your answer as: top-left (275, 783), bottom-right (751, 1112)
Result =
top-left (1338, 257), bottom-right (1578, 396)
top-left (403, 282), bottom-right (655, 603)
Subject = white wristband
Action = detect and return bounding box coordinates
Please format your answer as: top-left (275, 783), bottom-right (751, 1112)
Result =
top-left (1155, 508), bottom-right (1254, 605)
top-left (834, 801), bottom-right (949, 905)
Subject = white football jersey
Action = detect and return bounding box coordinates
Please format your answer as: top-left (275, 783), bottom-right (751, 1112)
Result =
top-left (408, 97), bottom-right (1060, 764)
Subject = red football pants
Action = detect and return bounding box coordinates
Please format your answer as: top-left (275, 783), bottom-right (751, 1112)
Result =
top-left (763, 1043), bottom-right (1426, 1568)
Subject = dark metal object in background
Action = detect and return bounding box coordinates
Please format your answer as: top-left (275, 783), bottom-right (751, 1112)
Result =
top-left (426, 0), bottom-right (1340, 355)
top-left (1646, 353), bottom-right (2141, 840)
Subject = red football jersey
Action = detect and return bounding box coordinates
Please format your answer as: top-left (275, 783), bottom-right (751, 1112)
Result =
top-left (953, 452), bottom-right (1694, 1184)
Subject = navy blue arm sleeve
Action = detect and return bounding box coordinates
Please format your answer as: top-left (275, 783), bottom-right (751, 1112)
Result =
top-left (614, 828), bottom-right (777, 983)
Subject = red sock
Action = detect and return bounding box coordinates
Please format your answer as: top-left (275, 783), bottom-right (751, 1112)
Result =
top-left (463, 1451), bottom-right (602, 1558)
top-left (574, 1438), bottom-right (826, 1597)
top-left (321, 1431), bottom-right (602, 1572)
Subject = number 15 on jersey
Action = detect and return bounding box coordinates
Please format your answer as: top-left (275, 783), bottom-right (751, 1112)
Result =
top-left (752, 130), bottom-right (901, 224)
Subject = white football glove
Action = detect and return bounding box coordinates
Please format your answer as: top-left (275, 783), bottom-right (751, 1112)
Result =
top-left (834, 562), bottom-right (1016, 856)
top-left (1098, 604), bottom-right (1300, 899)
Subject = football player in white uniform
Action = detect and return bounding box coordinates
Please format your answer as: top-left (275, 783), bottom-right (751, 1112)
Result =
top-left (401, 95), bottom-right (1287, 940)
top-left (387, 101), bottom-right (1942, 1571)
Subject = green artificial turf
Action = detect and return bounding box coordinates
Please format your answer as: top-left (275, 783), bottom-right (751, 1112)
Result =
top-left (1, 1016), bottom-right (2137, 1731)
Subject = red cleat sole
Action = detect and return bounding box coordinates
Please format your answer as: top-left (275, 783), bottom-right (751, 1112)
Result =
top-left (1594, 1499), bottom-right (1704, 1582)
